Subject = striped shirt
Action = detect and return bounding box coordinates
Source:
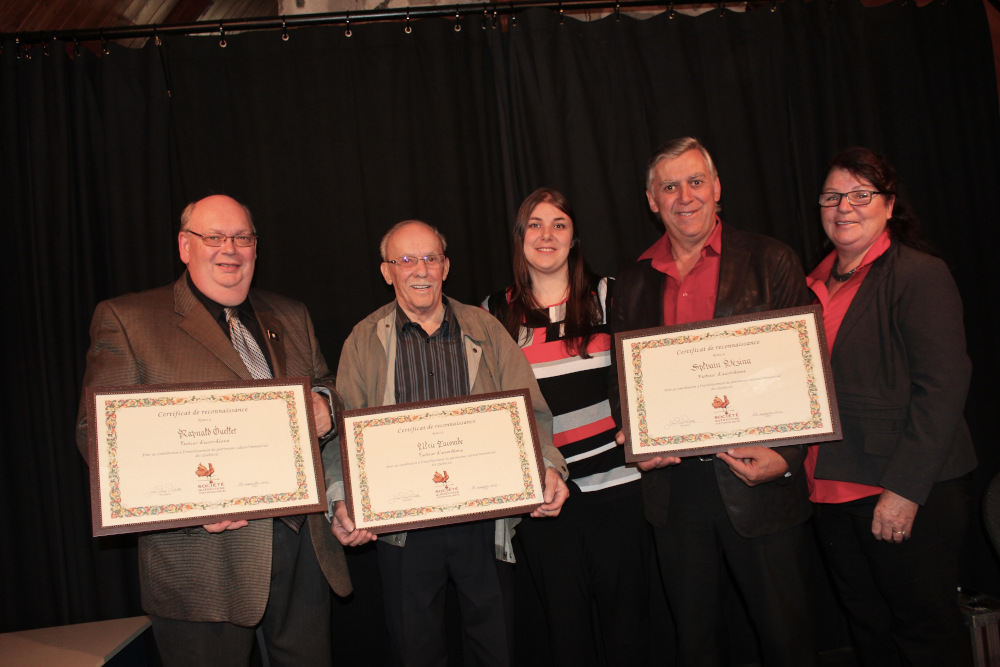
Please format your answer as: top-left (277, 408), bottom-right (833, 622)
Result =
top-left (394, 298), bottom-right (470, 404)
top-left (484, 278), bottom-right (640, 493)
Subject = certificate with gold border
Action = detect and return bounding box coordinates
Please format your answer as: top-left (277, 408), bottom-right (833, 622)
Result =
top-left (616, 306), bottom-right (841, 462)
top-left (86, 378), bottom-right (326, 536)
top-left (339, 390), bottom-right (545, 534)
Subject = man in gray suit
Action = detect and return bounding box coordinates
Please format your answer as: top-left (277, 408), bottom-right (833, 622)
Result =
top-left (75, 194), bottom-right (351, 666)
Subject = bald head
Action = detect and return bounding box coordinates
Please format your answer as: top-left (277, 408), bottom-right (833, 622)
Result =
top-left (177, 195), bottom-right (258, 306)
top-left (379, 220), bottom-right (451, 331)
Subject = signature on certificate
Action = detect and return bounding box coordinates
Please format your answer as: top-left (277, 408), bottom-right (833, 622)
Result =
top-left (471, 483), bottom-right (499, 492)
top-left (388, 490), bottom-right (419, 503)
top-left (668, 415), bottom-right (695, 427)
top-left (147, 483), bottom-right (181, 496)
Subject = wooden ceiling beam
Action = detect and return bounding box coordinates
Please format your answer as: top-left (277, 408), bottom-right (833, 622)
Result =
top-left (164, 0), bottom-right (229, 24)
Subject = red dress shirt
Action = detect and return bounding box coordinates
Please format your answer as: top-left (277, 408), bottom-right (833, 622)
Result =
top-left (638, 219), bottom-right (722, 326)
top-left (804, 230), bottom-right (892, 503)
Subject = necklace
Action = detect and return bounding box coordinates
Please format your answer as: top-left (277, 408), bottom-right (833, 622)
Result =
top-left (830, 265), bottom-right (859, 282)
top-left (830, 253), bottom-right (873, 282)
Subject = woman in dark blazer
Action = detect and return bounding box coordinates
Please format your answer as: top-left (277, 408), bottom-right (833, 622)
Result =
top-left (805, 147), bottom-right (977, 667)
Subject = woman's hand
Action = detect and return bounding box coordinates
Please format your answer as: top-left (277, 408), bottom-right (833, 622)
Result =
top-left (871, 489), bottom-right (918, 543)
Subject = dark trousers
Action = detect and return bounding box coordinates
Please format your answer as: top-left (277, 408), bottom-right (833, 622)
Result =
top-left (653, 459), bottom-right (818, 667)
top-left (814, 477), bottom-right (972, 667)
top-left (377, 521), bottom-right (511, 667)
top-left (517, 484), bottom-right (651, 667)
top-left (150, 518), bottom-right (332, 667)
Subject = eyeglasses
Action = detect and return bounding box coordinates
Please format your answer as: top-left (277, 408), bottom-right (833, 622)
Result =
top-left (387, 254), bottom-right (445, 267)
top-left (185, 230), bottom-right (258, 247)
top-left (818, 191), bottom-right (882, 207)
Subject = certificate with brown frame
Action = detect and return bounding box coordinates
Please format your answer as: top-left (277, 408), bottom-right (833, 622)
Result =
top-left (339, 390), bottom-right (546, 535)
top-left (86, 377), bottom-right (326, 536)
top-left (616, 305), bottom-right (842, 462)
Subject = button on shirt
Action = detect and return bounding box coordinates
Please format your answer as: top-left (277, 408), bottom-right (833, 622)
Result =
top-left (639, 222), bottom-right (722, 474)
top-left (638, 218), bottom-right (722, 326)
top-left (394, 298), bottom-right (470, 404)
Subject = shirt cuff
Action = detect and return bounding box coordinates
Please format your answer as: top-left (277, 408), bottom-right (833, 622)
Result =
top-left (311, 386), bottom-right (336, 441)
top-left (325, 480), bottom-right (346, 518)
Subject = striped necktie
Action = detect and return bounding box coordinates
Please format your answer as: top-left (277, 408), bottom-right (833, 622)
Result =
top-left (225, 307), bottom-right (272, 380)
top-left (224, 307), bottom-right (305, 532)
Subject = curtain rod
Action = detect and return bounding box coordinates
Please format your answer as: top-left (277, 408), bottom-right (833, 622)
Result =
top-left (2, 1), bottom-right (774, 46)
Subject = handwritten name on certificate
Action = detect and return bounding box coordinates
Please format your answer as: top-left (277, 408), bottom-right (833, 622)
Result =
top-left (616, 306), bottom-right (841, 461)
top-left (340, 391), bottom-right (546, 534)
top-left (86, 378), bottom-right (326, 536)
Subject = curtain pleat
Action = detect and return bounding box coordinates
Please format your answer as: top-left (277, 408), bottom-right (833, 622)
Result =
top-left (2, 3), bottom-right (997, 663)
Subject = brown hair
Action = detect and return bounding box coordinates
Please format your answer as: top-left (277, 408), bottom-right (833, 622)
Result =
top-left (503, 188), bottom-right (602, 358)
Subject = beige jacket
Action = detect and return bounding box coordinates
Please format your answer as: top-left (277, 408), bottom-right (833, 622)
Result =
top-left (325, 297), bottom-right (568, 562)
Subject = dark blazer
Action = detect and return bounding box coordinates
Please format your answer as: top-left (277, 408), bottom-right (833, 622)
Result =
top-left (75, 275), bottom-right (351, 626)
top-left (812, 243), bottom-right (976, 504)
top-left (609, 223), bottom-right (813, 538)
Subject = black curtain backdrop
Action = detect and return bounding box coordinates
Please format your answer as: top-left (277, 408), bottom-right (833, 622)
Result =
top-left (3, 0), bottom-right (998, 662)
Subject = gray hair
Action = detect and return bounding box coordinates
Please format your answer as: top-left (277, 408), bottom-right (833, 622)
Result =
top-left (179, 197), bottom-right (256, 233)
top-left (379, 219), bottom-right (448, 261)
top-left (646, 137), bottom-right (718, 191)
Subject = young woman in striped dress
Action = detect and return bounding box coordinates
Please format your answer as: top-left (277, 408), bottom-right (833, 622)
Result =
top-left (484, 188), bottom-right (651, 666)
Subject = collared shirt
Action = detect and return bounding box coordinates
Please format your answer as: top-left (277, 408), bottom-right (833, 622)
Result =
top-left (394, 297), bottom-right (469, 404)
top-left (803, 230), bottom-right (892, 504)
top-left (638, 218), bottom-right (722, 326)
top-left (186, 272), bottom-right (274, 370)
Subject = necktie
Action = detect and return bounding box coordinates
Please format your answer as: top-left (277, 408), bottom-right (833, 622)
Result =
top-left (224, 307), bottom-right (305, 532)
top-left (225, 307), bottom-right (272, 380)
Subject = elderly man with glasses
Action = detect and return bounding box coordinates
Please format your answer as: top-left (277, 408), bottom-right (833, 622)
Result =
top-left (76, 194), bottom-right (351, 666)
top-left (327, 219), bottom-right (570, 667)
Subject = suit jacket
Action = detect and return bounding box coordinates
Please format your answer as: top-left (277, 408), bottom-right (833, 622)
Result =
top-left (812, 243), bottom-right (977, 504)
top-left (609, 223), bottom-right (813, 538)
top-left (75, 275), bottom-right (351, 626)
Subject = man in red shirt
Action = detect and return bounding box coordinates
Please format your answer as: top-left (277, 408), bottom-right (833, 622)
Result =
top-left (609, 138), bottom-right (818, 667)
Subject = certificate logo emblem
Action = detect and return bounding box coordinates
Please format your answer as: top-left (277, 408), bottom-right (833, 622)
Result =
top-left (195, 462), bottom-right (216, 483)
top-left (432, 470), bottom-right (459, 498)
top-left (195, 462), bottom-right (226, 494)
top-left (711, 395), bottom-right (740, 425)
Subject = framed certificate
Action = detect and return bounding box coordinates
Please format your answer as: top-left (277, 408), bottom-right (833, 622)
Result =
top-left (86, 378), bottom-right (326, 536)
top-left (616, 306), bottom-right (841, 461)
top-left (339, 390), bottom-right (546, 534)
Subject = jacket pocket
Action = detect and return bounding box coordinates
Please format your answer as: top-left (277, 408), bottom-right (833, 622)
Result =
top-left (859, 418), bottom-right (904, 456)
